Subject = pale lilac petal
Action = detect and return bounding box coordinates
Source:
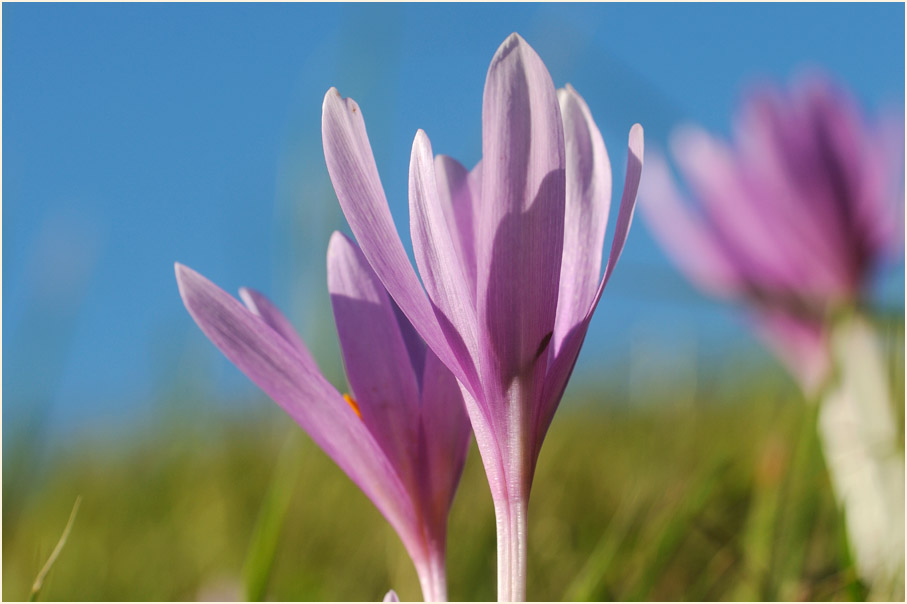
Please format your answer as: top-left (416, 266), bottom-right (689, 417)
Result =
top-left (638, 150), bottom-right (741, 298)
top-left (794, 80), bottom-right (874, 291)
top-left (418, 349), bottom-right (471, 525)
top-left (869, 110), bottom-right (905, 256)
top-left (477, 32), bottom-right (566, 390)
top-left (534, 125), bottom-right (644, 455)
top-left (174, 263), bottom-right (415, 540)
top-left (801, 78), bottom-right (898, 286)
top-left (672, 125), bottom-right (821, 292)
top-left (553, 85), bottom-right (612, 354)
top-left (238, 287), bottom-right (317, 369)
top-left (383, 589), bottom-right (400, 602)
top-left (390, 299), bottom-right (428, 390)
top-left (433, 154), bottom-right (479, 301)
top-left (409, 130), bottom-right (480, 370)
top-left (732, 90), bottom-right (848, 290)
top-left (600, 123), bottom-right (644, 287)
top-left (322, 89), bottom-right (480, 398)
top-left (327, 232), bottom-right (422, 481)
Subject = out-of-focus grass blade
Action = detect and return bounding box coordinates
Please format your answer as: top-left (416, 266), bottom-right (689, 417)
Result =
top-left (628, 460), bottom-right (725, 601)
top-left (242, 432), bottom-right (303, 601)
top-left (563, 488), bottom-right (648, 601)
top-left (764, 401), bottom-right (822, 600)
top-left (732, 420), bottom-right (792, 600)
top-left (29, 495), bottom-right (81, 601)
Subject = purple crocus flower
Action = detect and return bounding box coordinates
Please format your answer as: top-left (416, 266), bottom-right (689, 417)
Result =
top-left (175, 231), bottom-right (471, 602)
top-left (638, 73), bottom-right (904, 593)
top-left (638, 73), bottom-right (902, 393)
top-left (321, 33), bottom-right (643, 601)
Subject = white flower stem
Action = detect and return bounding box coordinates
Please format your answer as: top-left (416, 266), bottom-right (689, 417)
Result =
top-left (494, 496), bottom-right (528, 602)
top-left (816, 313), bottom-right (904, 599)
top-left (415, 547), bottom-right (448, 602)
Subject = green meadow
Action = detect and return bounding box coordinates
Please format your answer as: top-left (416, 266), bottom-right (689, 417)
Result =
top-left (5, 329), bottom-right (903, 602)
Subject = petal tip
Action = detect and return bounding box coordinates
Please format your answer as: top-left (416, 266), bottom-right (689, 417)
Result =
top-left (412, 129), bottom-right (433, 158)
top-left (629, 123), bottom-right (645, 159)
top-left (493, 31), bottom-right (531, 62)
top-left (238, 286), bottom-right (255, 311)
top-left (328, 229), bottom-right (352, 249)
top-left (174, 262), bottom-right (196, 295)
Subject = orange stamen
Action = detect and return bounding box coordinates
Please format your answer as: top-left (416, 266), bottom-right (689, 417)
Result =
top-left (343, 393), bottom-right (362, 419)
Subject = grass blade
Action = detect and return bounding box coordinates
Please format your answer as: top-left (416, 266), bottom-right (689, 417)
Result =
top-left (242, 432), bottom-right (303, 601)
top-left (29, 495), bottom-right (82, 601)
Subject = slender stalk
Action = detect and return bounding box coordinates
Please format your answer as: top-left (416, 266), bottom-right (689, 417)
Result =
top-left (415, 546), bottom-right (448, 602)
top-left (494, 496), bottom-right (528, 602)
top-left (816, 312), bottom-right (904, 599)
top-left (30, 496), bottom-right (82, 601)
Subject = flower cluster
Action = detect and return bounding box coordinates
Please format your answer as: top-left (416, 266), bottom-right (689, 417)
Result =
top-left (177, 33), bottom-right (641, 601)
top-left (175, 33), bottom-right (903, 602)
top-left (638, 75), bottom-right (902, 393)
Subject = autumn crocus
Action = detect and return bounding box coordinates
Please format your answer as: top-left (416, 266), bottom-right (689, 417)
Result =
top-left (175, 232), bottom-right (470, 602)
top-left (638, 74), bottom-right (904, 596)
top-left (322, 33), bottom-right (643, 601)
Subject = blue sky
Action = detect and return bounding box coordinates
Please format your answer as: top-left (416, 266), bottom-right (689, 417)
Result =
top-left (3, 3), bottom-right (904, 438)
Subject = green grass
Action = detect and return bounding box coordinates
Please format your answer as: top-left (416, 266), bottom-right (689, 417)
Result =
top-left (0, 376), bottom-right (885, 601)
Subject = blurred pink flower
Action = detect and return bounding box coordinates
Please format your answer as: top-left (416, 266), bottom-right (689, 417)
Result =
top-left (321, 33), bottom-right (643, 600)
top-left (639, 73), bottom-right (903, 392)
top-left (175, 231), bottom-right (470, 602)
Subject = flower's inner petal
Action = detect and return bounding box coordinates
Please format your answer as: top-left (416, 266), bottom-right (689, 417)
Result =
top-left (433, 154), bottom-right (479, 303)
top-left (410, 131), bottom-right (481, 383)
top-left (476, 32), bottom-right (566, 399)
top-left (735, 90), bottom-right (846, 284)
top-left (327, 232), bottom-right (422, 483)
top-left (417, 349), bottom-right (472, 531)
top-left (322, 89), bottom-right (482, 400)
top-left (239, 287), bottom-right (319, 369)
top-left (866, 110), bottom-right (905, 256)
top-left (732, 88), bottom-right (855, 296)
top-left (673, 124), bottom-right (838, 300)
top-left (174, 263), bottom-right (416, 543)
top-left (553, 85), bottom-right (612, 356)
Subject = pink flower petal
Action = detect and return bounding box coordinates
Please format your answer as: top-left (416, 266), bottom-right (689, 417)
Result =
top-left (553, 84), bottom-right (612, 356)
top-left (174, 263), bottom-right (416, 541)
top-left (327, 232), bottom-right (422, 482)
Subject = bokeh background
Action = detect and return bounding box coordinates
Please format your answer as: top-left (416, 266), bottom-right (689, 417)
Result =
top-left (3, 3), bottom-right (904, 601)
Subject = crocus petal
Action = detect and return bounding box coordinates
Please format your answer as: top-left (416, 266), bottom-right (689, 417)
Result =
top-left (477, 32), bottom-right (566, 390)
top-left (534, 124), bottom-right (644, 457)
top-left (869, 110), bottom-right (905, 256)
top-left (174, 263), bottom-right (415, 538)
top-left (238, 287), bottom-right (318, 369)
top-left (383, 589), bottom-right (400, 602)
top-left (409, 130), bottom-right (480, 372)
top-left (419, 348), bottom-right (472, 525)
top-left (327, 232), bottom-right (421, 482)
top-left (671, 125), bottom-right (811, 291)
top-left (322, 89), bottom-right (480, 398)
top-left (801, 79), bottom-right (887, 286)
top-left (433, 154), bottom-right (480, 302)
top-left (553, 84), bottom-right (612, 354)
top-left (637, 150), bottom-right (740, 298)
top-left (734, 88), bottom-right (851, 294)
